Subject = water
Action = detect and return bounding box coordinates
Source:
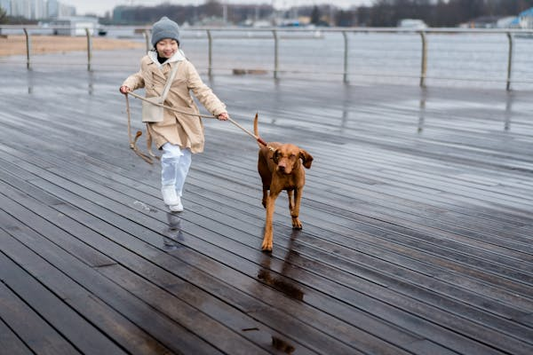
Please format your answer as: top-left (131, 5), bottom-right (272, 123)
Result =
top-left (171, 30), bottom-right (533, 90)
top-left (2, 27), bottom-right (532, 90)
top-left (132, 200), bottom-right (154, 212)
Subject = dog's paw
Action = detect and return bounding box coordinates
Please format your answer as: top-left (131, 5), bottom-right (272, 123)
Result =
top-left (261, 245), bottom-right (273, 252)
top-left (292, 218), bottom-right (303, 229)
top-left (261, 240), bottom-right (273, 252)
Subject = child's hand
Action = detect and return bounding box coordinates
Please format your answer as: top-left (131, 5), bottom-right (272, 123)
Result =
top-left (119, 85), bottom-right (131, 94)
top-left (217, 112), bottom-right (229, 121)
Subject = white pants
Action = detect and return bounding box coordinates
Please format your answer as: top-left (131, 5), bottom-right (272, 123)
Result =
top-left (161, 143), bottom-right (192, 197)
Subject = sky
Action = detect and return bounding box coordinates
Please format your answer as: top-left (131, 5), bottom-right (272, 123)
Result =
top-left (64, 0), bottom-right (374, 17)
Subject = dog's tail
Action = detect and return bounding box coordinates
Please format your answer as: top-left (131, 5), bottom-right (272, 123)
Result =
top-left (254, 113), bottom-right (268, 147)
top-left (254, 112), bottom-right (259, 136)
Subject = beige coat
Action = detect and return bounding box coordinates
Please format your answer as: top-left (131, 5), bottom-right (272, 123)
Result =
top-left (123, 52), bottom-right (226, 153)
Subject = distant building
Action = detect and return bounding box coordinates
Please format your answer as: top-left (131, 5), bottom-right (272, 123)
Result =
top-left (496, 16), bottom-right (517, 29)
top-left (1, 0), bottom-right (75, 19)
top-left (510, 7), bottom-right (533, 29)
top-left (464, 16), bottom-right (503, 28)
top-left (0, 0), bottom-right (11, 14)
top-left (31, 0), bottom-right (46, 19)
top-left (47, 0), bottom-right (60, 17)
top-left (50, 16), bottom-right (98, 36)
top-left (111, 6), bottom-right (127, 24)
top-left (10, 0), bottom-right (31, 18)
top-left (397, 19), bottom-right (428, 30)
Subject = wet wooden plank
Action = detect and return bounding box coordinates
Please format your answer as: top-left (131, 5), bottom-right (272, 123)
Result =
top-left (0, 254), bottom-right (81, 355)
top-left (0, 122), bottom-right (419, 355)
top-left (0, 148), bottom-right (522, 355)
top-left (0, 195), bottom-right (225, 354)
top-left (0, 238), bottom-right (128, 355)
top-left (1, 66), bottom-right (533, 355)
top-left (0, 312), bottom-right (34, 355)
top-left (0, 139), bottom-right (429, 353)
top-left (0, 158), bottom-right (393, 354)
top-left (0, 214), bottom-right (175, 355)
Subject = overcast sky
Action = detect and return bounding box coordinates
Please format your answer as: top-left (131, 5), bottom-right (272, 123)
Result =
top-left (64, 0), bottom-right (374, 17)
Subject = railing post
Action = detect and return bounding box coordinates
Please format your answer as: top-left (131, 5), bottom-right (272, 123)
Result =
top-left (343, 31), bottom-right (349, 83)
top-left (506, 32), bottom-right (513, 91)
top-left (85, 28), bottom-right (92, 71)
top-left (23, 28), bottom-right (31, 70)
top-left (419, 31), bottom-right (427, 88)
top-left (272, 29), bottom-right (279, 79)
top-left (143, 29), bottom-right (150, 52)
top-left (207, 29), bottom-right (213, 78)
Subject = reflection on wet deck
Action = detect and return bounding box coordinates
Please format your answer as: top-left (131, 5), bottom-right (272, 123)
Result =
top-left (258, 231), bottom-right (305, 302)
top-left (0, 66), bottom-right (532, 354)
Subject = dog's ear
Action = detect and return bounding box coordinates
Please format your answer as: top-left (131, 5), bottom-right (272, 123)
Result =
top-left (299, 149), bottom-right (313, 169)
top-left (272, 149), bottom-right (280, 164)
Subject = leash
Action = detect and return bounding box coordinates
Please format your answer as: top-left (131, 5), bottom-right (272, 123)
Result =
top-left (125, 94), bottom-right (159, 164)
top-left (127, 91), bottom-right (267, 148)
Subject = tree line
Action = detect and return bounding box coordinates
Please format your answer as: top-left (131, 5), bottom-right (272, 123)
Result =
top-left (359, 0), bottom-right (533, 27)
top-left (1, 0), bottom-right (533, 27)
top-left (107, 0), bottom-right (533, 27)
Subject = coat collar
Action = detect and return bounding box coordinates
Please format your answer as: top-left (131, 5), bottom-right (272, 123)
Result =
top-left (148, 49), bottom-right (186, 68)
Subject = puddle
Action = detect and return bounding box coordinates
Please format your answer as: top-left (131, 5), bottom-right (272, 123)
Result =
top-left (257, 269), bottom-right (304, 301)
top-left (163, 212), bottom-right (184, 250)
top-left (257, 234), bottom-right (305, 302)
top-left (272, 336), bottom-right (295, 354)
top-left (133, 200), bottom-right (156, 213)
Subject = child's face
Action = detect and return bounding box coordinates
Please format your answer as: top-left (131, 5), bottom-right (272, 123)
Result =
top-left (156, 39), bottom-right (178, 59)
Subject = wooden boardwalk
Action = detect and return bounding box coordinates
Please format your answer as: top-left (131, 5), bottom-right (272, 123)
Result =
top-left (1, 66), bottom-right (533, 355)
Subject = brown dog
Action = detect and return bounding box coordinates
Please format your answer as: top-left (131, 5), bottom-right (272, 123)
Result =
top-left (254, 114), bottom-right (313, 252)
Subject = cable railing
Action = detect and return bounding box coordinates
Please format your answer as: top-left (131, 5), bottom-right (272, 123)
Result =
top-left (2, 25), bottom-right (533, 90)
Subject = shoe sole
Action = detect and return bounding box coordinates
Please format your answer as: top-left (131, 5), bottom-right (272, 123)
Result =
top-left (169, 204), bottom-right (184, 212)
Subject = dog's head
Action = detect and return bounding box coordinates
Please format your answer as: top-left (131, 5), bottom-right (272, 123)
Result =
top-left (272, 144), bottom-right (313, 174)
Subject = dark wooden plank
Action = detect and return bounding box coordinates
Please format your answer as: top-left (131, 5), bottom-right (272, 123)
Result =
top-left (186, 161), bottom-right (533, 280)
top-left (195, 149), bottom-right (533, 239)
top-left (8, 160), bottom-right (525, 355)
top-left (1, 132), bottom-right (528, 354)
top-left (0, 178), bottom-right (357, 354)
top-left (184, 164), bottom-right (530, 284)
top-left (0, 195), bottom-right (225, 355)
top-left (0, 145), bottom-right (425, 354)
top-left (4, 135), bottom-right (532, 304)
top-left (0, 244), bottom-right (128, 355)
top-left (0, 172), bottom-right (378, 354)
top-left (1, 66), bottom-right (533, 355)
top-left (181, 173), bottom-right (533, 311)
top-left (0, 212), bottom-right (175, 355)
top-left (0, 318), bottom-right (33, 355)
top-left (0, 253), bottom-right (81, 355)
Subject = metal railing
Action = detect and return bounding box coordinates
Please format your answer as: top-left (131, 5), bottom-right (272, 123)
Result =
top-left (2, 25), bottom-right (533, 90)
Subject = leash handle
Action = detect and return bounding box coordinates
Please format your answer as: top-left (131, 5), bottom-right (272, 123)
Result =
top-left (124, 93), bottom-right (155, 164)
top-left (125, 94), bottom-right (133, 148)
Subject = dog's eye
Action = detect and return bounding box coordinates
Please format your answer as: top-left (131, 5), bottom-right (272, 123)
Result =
top-left (289, 154), bottom-right (296, 159)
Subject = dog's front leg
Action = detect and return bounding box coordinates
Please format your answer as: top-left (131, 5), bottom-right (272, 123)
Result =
top-left (287, 190), bottom-right (295, 213)
top-left (262, 189), bottom-right (280, 252)
top-left (262, 187), bottom-right (268, 208)
top-left (291, 187), bottom-right (303, 229)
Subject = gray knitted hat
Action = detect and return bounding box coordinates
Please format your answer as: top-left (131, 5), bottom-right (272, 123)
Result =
top-left (151, 17), bottom-right (180, 47)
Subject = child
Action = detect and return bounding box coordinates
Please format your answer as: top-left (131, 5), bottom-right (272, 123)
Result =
top-left (120, 17), bottom-right (229, 212)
